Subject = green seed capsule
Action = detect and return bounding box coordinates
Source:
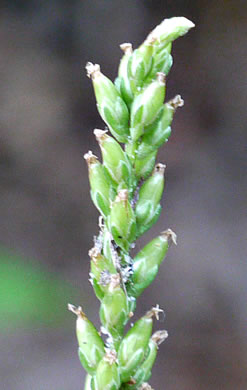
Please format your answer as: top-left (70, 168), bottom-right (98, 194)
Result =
top-left (143, 94), bottom-right (183, 138)
top-left (86, 62), bottom-right (130, 143)
top-left (118, 43), bottom-right (135, 106)
top-left (135, 150), bottom-right (157, 181)
top-left (114, 75), bottom-right (121, 93)
top-left (144, 44), bottom-right (173, 85)
top-left (94, 350), bottom-right (120, 390)
top-left (68, 305), bottom-right (105, 375)
top-left (146, 95), bottom-right (183, 144)
top-left (84, 374), bottom-right (93, 390)
top-left (122, 330), bottom-right (168, 389)
top-left (139, 331), bottom-right (168, 384)
top-left (109, 189), bottom-right (136, 252)
top-left (147, 17), bottom-right (195, 50)
top-left (89, 247), bottom-right (117, 300)
top-left (153, 43), bottom-right (173, 74)
top-left (94, 129), bottom-right (132, 189)
top-left (129, 39), bottom-right (153, 90)
top-left (102, 230), bottom-right (119, 269)
top-left (130, 73), bottom-right (166, 141)
top-left (99, 274), bottom-right (129, 349)
top-left (140, 205), bottom-right (162, 238)
top-left (84, 151), bottom-right (112, 218)
top-left (118, 306), bottom-right (163, 383)
top-left (102, 229), bottom-right (123, 271)
top-left (128, 229), bottom-right (177, 297)
top-left (135, 163), bottom-right (165, 235)
top-left (136, 95), bottom-right (184, 160)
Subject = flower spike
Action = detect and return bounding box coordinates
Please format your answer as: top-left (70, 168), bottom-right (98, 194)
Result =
top-left (70, 15), bottom-right (194, 389)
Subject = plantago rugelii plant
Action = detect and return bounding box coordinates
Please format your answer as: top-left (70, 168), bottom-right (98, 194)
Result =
top-left (69, 16), bottom-right (194, 390)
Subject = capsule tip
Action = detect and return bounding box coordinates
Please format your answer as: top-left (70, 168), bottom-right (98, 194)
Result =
top-left (85, 62), bottom-right (101, 79)
top-left (152, 330), bottom-right (168, 346)
top-left (154, 163), bottom-right (166, 175)
top-left (168, 94), bottom-right (184, 110)
top-left (68, 304), bottom-right (86, 318)
top-left (84, 150), bottom-right (98, 164)
top-left (88, 246), bottom-right (101, 260)
top-left (120, 42), bottom-right (133, 55)
top-left (139, 383), bottom-right (154, 390)
top-left (146, 304), bottom-right (164, 320)
top-left (94, 128), bottom-right (108, 141)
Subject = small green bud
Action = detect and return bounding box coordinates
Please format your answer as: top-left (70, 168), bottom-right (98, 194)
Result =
top-left (99, 274), bottom-right (129, 349)
top-left (129, 39), bottom-right (153, 90)
top-left (102, 230), bottom-right (131, 276)
top-left (147, 17), bottom-right (195, 49)
top-left (117, 43), bottom-right (135, 106)
top-left (89, 246), bottom-right (117, 300)
top-left (118, 305), bottom-right (163, 383)
top-left (145, 94), bottom-right (184, 144)
top-left (129, 229), bottom-right (177, 297)
top-left (94, 350), bottom-right (120, 390)
top-left (130, 73), bottom-right (166, 141)
top-left (136, 96), bottom-right (183, 159)
top-left (109, 189), bottom-right (136, 252)
top-left (86, 62), bottom-right (130, 143)
top-left (135, 163), bottom-right (165, 235)
top-left (135, 150), bottom-right (157, 181)
top-left (122, 330), bottom-right (168, 389)
top-left (84, 151), bottom-right (112, 218)
top-left (68, 305), bottom-right (105, 375)
top-left (144, 44), bottom-right (173, 85)
top-left (139, 331), bottom-right (168, 383)
top-left (94, 129), bottom-right (132, 189)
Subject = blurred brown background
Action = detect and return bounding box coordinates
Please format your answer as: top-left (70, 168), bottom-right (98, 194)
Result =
top-left (0, 1), bottom-right (246, 389)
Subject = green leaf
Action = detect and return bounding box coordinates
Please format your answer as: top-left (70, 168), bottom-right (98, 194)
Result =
top-left (0, 249), bottom-right (78, 332)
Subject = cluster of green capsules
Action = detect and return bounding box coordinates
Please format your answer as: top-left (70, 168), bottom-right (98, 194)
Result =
top-left (69, 16), bottom-right (194, 390)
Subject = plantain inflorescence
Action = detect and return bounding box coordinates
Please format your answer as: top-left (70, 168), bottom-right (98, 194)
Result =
top-left (69, 16), bottom-right (194, 390)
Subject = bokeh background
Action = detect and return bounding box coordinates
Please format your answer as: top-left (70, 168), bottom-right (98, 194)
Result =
top-left (0, 1), bottom-right (246, 389)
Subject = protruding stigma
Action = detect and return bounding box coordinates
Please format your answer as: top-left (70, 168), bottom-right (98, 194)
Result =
top-left (85, 62), bottom-right (101, 79)
top-left (68, 304), bottom-right (86, 319)
top-left (146, 304), bottom-right (164, 320)
top-left (84, 150), bottom-right (98, 164)
top-left (120, 43), bottom-right (133, 55)
top-left (161, 228), bottom-right (177, 245)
